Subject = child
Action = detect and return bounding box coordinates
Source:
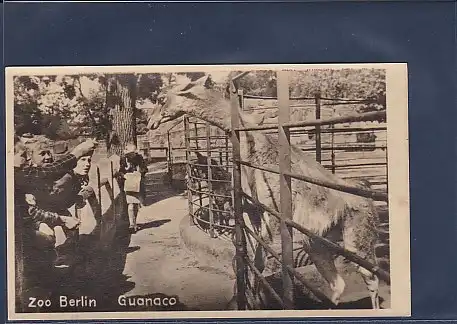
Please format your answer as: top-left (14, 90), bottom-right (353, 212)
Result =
top-left (117, 144), bottom-right (147, 233)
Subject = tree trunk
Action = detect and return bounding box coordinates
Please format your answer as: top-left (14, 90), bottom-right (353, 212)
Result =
top-left (106, 74), bottom-right (138, 156)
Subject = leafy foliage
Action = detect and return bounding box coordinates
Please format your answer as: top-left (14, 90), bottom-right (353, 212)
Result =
top-left (289, 68), bottom-right (386, 111)
top-left (14, 75), bottom-right (85, 139)
top-left (13, 69), bottom-right (386, 147)
top-left (235, 69), bottom-right (386, 112)
top-left (237, 71), bottom-right (277, 97)
top-left (14, 73), bottom-right (177, 140)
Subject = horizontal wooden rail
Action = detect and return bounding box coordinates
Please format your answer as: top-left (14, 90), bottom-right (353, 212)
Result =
top-left (238, 160), bottom-right (388, 202)
top-left (282, 170), bottom-right (388, 202)
top-left (299, 146), bottom-right (387, 152)
top-left (244, 103), bottom-right (379, 111)
top-left (243, 225), bottom-right (334, 306)
top-left (287, 126), bottom-right (387, 134)
top-left (188, 148), bottom-right (232, 153)
top-left (188, 135), bottom-right (230, 140)
top-left (189, 162), bottom-right (234, 169)
top-left (187, 121), bottom-right (210, 126)
top-left (322, 162), bottom-right (387, 169)
top-left (242, 93), bottom-right (377, 103)
top-left (145, 146), bottom-right (168, 150)
top-left (242, 192), bottom-right (391, 284)
top-left (235, 111), bottom-right (386, 132)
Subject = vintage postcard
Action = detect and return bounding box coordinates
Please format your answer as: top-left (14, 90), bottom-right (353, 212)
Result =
top-left (6, 63), bottom-right (410, 320)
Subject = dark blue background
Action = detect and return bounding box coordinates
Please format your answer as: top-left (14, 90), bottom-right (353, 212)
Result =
top-left (3, 1), bottom-right (457, 322)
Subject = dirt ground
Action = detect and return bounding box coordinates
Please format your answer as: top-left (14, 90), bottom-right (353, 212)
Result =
top-left (121, 191), bottom-right (236, 311)
top-left (19, 160), bottom-right (388, 313)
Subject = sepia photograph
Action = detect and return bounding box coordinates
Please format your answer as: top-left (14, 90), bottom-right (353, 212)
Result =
top-left (6, 64), bottom-right (410, 320)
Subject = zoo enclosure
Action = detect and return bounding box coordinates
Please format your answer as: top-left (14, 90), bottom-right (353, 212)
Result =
top-left (129, 72), bottom-right (390, 309)
top-left (230, 71), bottom-right (390, 310)
top-left (175, 75), bottom-right (388, 243)
top-left (239, 89), bottom-right (388, 192)
top-left (183, 116), bottom-right (234, 239)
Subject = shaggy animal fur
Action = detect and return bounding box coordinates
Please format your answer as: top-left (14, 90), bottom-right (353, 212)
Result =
top-left (148, 74), bottom-right (381, 309)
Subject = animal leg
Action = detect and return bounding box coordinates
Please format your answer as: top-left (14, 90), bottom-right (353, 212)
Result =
top-left (342, 219), bottom-right (380, 309)
top-left (252, 243), bottom-right (266, 306)
top-left (308, 242), bottom-right (345, 306)
top-left (358, 265), bottom-right (380, 309)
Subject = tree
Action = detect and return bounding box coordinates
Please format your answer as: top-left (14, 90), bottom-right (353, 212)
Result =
top-left (105, 74), bottom-right (138, 155)
top-left (13, 73), bottom-right (161, 148)
top-left (13, 75), bottom-right (84, 140)
top-left (13, 71), bottom-right (215, 156)
top-left (237, 71), bottom-right (277, 97)
top-left (289, 69), bottom-right (386, 112)
top-left (232, 69), bottom-right (386, 113)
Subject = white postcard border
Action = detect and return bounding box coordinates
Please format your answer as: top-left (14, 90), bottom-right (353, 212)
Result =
top-left (5, 63), bottom-right (410, 320)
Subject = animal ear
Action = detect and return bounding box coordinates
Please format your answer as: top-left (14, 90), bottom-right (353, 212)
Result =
top-left (179, 81), bottom-right (197, 93)
top-left (176, 91), bottom-right (200, 100)
top-left (203, 75), bottom-right (215, 89)
top-left (178, 74), bottom-right (211, 93)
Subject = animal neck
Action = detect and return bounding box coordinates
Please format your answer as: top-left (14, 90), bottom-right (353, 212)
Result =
top-left (183, 98), bottom-right (264, 136)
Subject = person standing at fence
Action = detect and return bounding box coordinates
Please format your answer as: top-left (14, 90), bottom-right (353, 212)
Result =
top-left (14, 135), bottom-right (97, 310)
top-left (15, 136), bottom-right (97, 268)
top-left (45, 143), bottom-right (97, 267)
top-left (117, 144), bottom-right (147, 234)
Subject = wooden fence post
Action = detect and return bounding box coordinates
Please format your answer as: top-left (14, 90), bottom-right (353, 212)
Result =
top-left (331, 128), bottom-right (336, 174)
top-left (239, 89), bottom-right (244, 111)
top-left (315, 92), bottom-right (322, 164)
top-left (15, 213), bottom-right (25, 312)
top-left (167, 131), bottom-right (173, 184)
top-left (96, 166), bottom-right (102, 218)
top-left (96, 166), bottom-right (103, 242)
top-left (231, 83), bottom-right (246, 310)
top-left (111, 161), bottom-right (116, 218)
top-left (277, 70), bottom-right (294, 309)
top-left (184, 116), bottom-right (194, 226)
top-left (385, 138), bottom-right (389, 194)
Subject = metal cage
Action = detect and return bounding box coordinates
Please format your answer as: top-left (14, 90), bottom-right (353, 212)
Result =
top-left (184, 116), bottom-right (235, 239)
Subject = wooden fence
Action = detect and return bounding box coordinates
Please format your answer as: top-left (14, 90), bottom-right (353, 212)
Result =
top-left (230, 71), bottom-right (390, 310)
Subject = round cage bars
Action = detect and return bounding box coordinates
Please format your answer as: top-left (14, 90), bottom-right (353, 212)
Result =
top-left (184, 116), bottom-right (236, 239)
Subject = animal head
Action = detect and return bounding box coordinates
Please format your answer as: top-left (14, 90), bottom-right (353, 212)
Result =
top-left (147, 72), bottom-right (235, 131)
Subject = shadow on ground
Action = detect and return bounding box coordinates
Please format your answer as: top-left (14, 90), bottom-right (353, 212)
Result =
top-left (142, 185), bottom-right (185, 207)
top-left (137, 219), bottom-right (171, 231)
